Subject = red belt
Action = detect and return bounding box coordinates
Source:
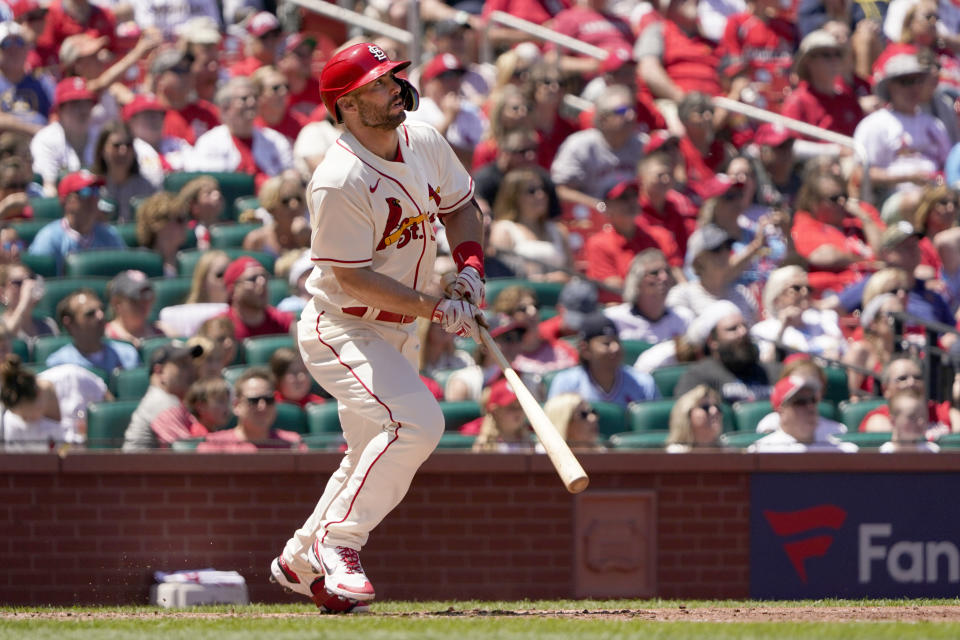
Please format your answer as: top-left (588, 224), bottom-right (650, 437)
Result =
top-left (342, 306), bottom-right (416, 324)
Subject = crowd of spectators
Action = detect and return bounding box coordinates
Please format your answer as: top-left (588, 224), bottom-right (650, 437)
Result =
top-left (2, 0), bottom-right (960, 454)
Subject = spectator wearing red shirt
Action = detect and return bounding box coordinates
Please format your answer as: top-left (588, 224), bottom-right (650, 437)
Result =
top-left (471, 84), bottom-right (533, 171)
top-left (548, 0), bottom-right (635, 76)
top-left (636, 151), bottom-right (697, 264)
top-left (483, 0), bottom-right (572, 50)
top-left (152, 47), bottom-right (220, 147)
top-left (229, 11), bottom-right (283, 78)
top-left (781, 30), bottom-right (864, 156)
top-left (858, 354), bottom-right (947, 433)
top-left (252, 65), bottom-right (308, 143)
top-left (790, 167), bottom-right (884, 293)
top-left (218, 256), bottom-right (294, 341)
top-left (270, 347), bottom-right (326, 408)
top-left (278, 34), bottom-right (321, 117)
top-left (584, 179), bottom-right (680, 300)
top-left (913, 184), bottom-right (959, 274)
top-left (717, 0), bottom-right (797, 111)
top-left (635, 0), bottom-right (722, 102)
top-left (35, 0), bottom-right (117, 68)
top-left (10, 0), bottom-right (48, 72)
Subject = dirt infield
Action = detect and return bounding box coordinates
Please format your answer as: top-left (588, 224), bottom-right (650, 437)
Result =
top-left (4, 605), bottom-right (960, 622)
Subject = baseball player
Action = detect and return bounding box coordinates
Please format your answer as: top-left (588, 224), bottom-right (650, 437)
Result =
top-left (269, 43), bottom-right (486, 613)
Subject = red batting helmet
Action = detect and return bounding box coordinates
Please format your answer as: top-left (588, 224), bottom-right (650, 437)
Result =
top-left (320, 43), bottom-right (412, 123)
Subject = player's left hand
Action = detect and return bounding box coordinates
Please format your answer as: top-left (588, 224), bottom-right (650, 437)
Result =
top-left (432, 298), bottom-right (482, 339)
top-left (450, 266), bottom-right (485, 307)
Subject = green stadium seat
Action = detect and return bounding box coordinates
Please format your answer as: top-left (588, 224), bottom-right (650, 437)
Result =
top-left (621, 340), bottom-right (653, 364)
top-left (177, 248), bottom-right (275, 278)
top-left (163, 171), bottom-right (255, 221)
top-left (139, 337), bottom-right (174, 367)
top-left (823, 366), bottom-right (850, 405)
top-left (651, 364), bottom-right (690, 398)
top-left (440, 401), bottom-right (482, 431)
top-left (732, 401), bottom-right (836, 432)
top-left (11, 338), bottom-right (29, 362)
top-left (609, 430), bottom-right (669, 449)
top-left (629, 398), bottom-right (736, 433)
top-left (11, 219), bottom-right (50, 246)
top-left (223, 364), bottom-right (246, 387)
top-left (485, 279), bottom-right (565, 307)
top-left (268, 278), bottom-right (289, 306)
top-left (721, 431), bottom-right (766, 448)
top-left (307, 402), bottom-right (340, 434)
top-left (243, 334), bottom-right (294, 365)
top-left (86, 399), bottom-right (139, 449)
top-left (34, 276), bottom-right (109, 322)
top-left (593, 401), bottom-right (628, 438)
top-left (28, 196), bottom-right (62, 220)
top-left (302, 432), bottom-right (345, 450)
top-left (274, 402), bottom-right (308, 434)
top-left (234, 195), bottom-right (260, 219)
top-left (427, 368), bottom-right (460, 395)
top-left (171, 437), bottom-right (204, 451)
top-left (111, 366), bottom-right (150, 400)
top-left (117, 222), bottom-right (138, 247)
top-left (539, 307), bottom-right (558, 321)
top-left (838, 398), bottom-right (887, 432)
top-left (31, 335), bottom-right (73, 364)
top-left (65, 249), bottom-right (164, 278)
top-left (436, 432), bottom-right (476, 449)
top-left (210, 223), bottom-right (261, 249)
top-left (21, 253), bottom-right (57, 278)
top-left (836, 432), bottom-right (891, 448)
top-left (150, 277), bottom-right (192, 322)
top-left (936, 433), bottom-right (960, 449)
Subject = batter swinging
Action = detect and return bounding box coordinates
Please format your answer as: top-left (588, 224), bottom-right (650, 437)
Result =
top-left (269, 43), bottom-right (486, 612)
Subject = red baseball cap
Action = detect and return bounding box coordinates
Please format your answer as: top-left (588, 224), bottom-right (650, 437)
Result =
top-left (770, 375), bottom-right (821, 411)
top-left (485, 378), bottom-right (519, 412)
top-left (247, 11), bottom-right (281, 37)
top-left (58, 170), bottom-right (104, 201)
top-left (53, 77), bottom-right (95, 110)
top-left (644, 130), bottom-right (681, 154)
top-left (223, 256), bottom-right (262, 293)
top-left (122, 93), bottom-right (167, 121)
top-left (10, 0), bottom-right (45, 20)
top-left (605, 179), bottom-right (638, 201)
top-left (754, 123), bottom-right (794, 147)
top-left (421, 53), bottom-right (466, 84)
top-left (283, 33), bottom-right (317, 55)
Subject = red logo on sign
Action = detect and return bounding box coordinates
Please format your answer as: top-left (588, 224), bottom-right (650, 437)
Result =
top-left (763, 505), bottom-right (847, 583)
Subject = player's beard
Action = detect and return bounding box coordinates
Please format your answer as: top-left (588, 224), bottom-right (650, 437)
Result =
top-left (357, 97), bottom-right (406, 131)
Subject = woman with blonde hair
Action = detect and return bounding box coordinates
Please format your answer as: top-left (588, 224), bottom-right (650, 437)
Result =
top-left (243, 172), bottom-right (311, 257)
top-left (472, 377), bottom-right (534, 453)
top-left (472, 84), bottom-right (534, 170)
top-left (666, 384), bottom-right (724, 452)
top-left (157, 250), bottom-right (231, 338)
top-left (136, 192), bottom-right (188, 277)
top-left (543, 393), bottom-right (604, 452)
top-left (911, 184), bottom-right (958, 274)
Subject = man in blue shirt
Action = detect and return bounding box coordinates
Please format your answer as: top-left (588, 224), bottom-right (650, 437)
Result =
top-left (547, 313), bottom-right (660, 407)
top-left (0, 22), bottom-right (52, 132)
top-left (27, 170), bottom-right (126, 274)
top-left (46, 288), bottom-right (140, 373)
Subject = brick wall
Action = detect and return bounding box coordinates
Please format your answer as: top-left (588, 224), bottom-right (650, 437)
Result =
top-left (0, 451), bottom-right (953, 605)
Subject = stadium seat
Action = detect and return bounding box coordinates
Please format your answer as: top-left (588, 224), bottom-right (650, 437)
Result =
top-left (936, 433), bottom-right (960, 449)
top-left (721, 431), bottom-right (766, 448)
top-left (629, 399), bottom-right (735, 432)
top-left (21, 253), bottom-right (57, 278)
top-left (163, 171), bottom-right (255, 221)
top-left (485, 278), bottom-right (565, 307)
top-left (440, 401), bottom-right (482, 431)
top-left (436, 432), bottom-right (476, 449)
top-left (177, 248), bottom-right (275, 277)
top-left (836, 432), bottom-right (891, 448)
top-left (621, 340), bottom-right (653, 364)
top-left (593, 401), bottom-right (628, 437)
top-left (150, 277), bottom-right (192, 322)
top-left (11, 219), bottom-right (50, 246)
top-left (838, 398), bottom-right (887, 432)
top-left (306, 402), bottom-right (340, 434)
top-left (302, 432), bottom-right (345, 450)
top-left (268, 278), bottom-right (289, 306)
top-left (243, 334), bottom-right (294, 365)
top-left (111, 366), bottom-right (150, 400)
top-left (234, 195), bottom-right (260, 219)
top-left (275, 402), bottom-right (308, 434)
top-left (65, 249), bottom-right (164, 278)
top-left (223, 364), bottom-right (246, 387)
top-left (608, 430), bottom-right (669, 449)
top-left (823, 366), bottom-right (850, 405)
top-left (31, 335), bottom-right (73, 364)
top-left (86, 399), bottom-right (139, 449)
top-left (11, 338), bottom-right (29, 362)
top-left (139, 337), bottom-right (174, 366)
top-left (28, 196), bottom-right (62, 220)
top-left (732, 401), bottom-right (837, 432)
top-left (210, 223), bottom-right (261, 249)
top-left (117, 223), bottom-right (138, 248)
top-left (34, 276), bottom-right (109, 321)
top-left (651, 364), bottom-right (690, 398)
top-left (171, 437), bottom-right (204, 451)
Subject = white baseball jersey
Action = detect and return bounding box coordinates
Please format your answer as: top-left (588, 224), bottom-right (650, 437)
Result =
top-left (305, 121), bottom-right (474, 316)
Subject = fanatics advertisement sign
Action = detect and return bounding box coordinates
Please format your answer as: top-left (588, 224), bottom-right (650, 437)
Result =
top-left (750, 473), bottom-right (960, 599)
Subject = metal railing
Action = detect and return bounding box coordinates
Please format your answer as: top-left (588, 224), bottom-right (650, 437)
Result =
top-left (289, 0), bottom-right (414, 45)
top-left (483, 11), bottom-right (608, 62)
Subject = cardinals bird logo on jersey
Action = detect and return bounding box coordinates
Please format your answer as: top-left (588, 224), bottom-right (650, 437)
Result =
top-left (377, 197), bottom-right (428, 250)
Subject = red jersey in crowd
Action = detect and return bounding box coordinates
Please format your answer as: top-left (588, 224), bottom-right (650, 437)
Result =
top-left (790, 208), bottom-right (881, 293)
top-left (718, 12), bottom-right (795, 110)
top-left (229, 55), bottom-right (266, 78)
top-left (584, 221), bottom-right (680, 302)
top-left (288, 76), bottom-right (322, 115)
top-left (36, 0), bottom-right (118, 66)
top-left (220, 306), bottom-right (294, 341)
top-left (653, 19), bottom-right (722, 96)
top-left (163, 101), bottom-right (220, 146)
top-left (780, 81), bottom-right (864, 138)
top-left (255, 109), bottom-right (308, 143)
top-left (482, 0), bottom-right (571, 26)
top-left (858, 400), bottom-right (949, 432)
top-left (549, 6), bottom-right (634, 56)
top-left (637, 191), bottom-right (695, 264)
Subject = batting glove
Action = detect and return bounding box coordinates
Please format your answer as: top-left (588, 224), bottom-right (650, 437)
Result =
top-left (450, 266), bottom-right (485, 307)
top-left (432, 298), bottom-right (482, 338)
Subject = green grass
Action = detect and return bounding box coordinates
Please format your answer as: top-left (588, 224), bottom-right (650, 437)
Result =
top-left (1, 600), bottom-right (959, 640)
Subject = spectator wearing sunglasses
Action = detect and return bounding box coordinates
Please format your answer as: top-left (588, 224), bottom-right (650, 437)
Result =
top-left (751, 266), bottom-right (845, 363)
top-left (243, 172), bottom-right (310, 258)
top-left (544, 393), bottom-right (606, 453)
top-left (0, 22), bottom-right (51, 134)
top-left (0, 263), bottom-right (57, 339)
top-left (252, 65), bottom-right (308, 144)
top-left (47, 288), bottom-right (140, 373)
top-left (27, 170), bottom-right (126, 275)
top-left (122, 341), bottom-right (205, 450)
top-left (217, 256), bottom-right (293, 341)
top-left (755, 355), bottom-right (846, 438)
top-left (198, 367), bottom-right (306, 452)
top-left (665, 384), bottom-right (724, 453)
top-left (151, 47), bottom-right (220, 147)
top-left (858, 354), bottom-right (949, 435)
top-left (92, 120), bottom-right (157, 223)
top-left (104, 270), bottom-right (168, 348)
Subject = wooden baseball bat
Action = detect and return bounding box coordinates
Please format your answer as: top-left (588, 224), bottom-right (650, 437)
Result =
top-left (477, 326), bottom-right (590, 494)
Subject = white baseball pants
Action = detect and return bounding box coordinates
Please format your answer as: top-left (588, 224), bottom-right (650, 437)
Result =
top-left (282, 300), bottom-right (444, 570)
